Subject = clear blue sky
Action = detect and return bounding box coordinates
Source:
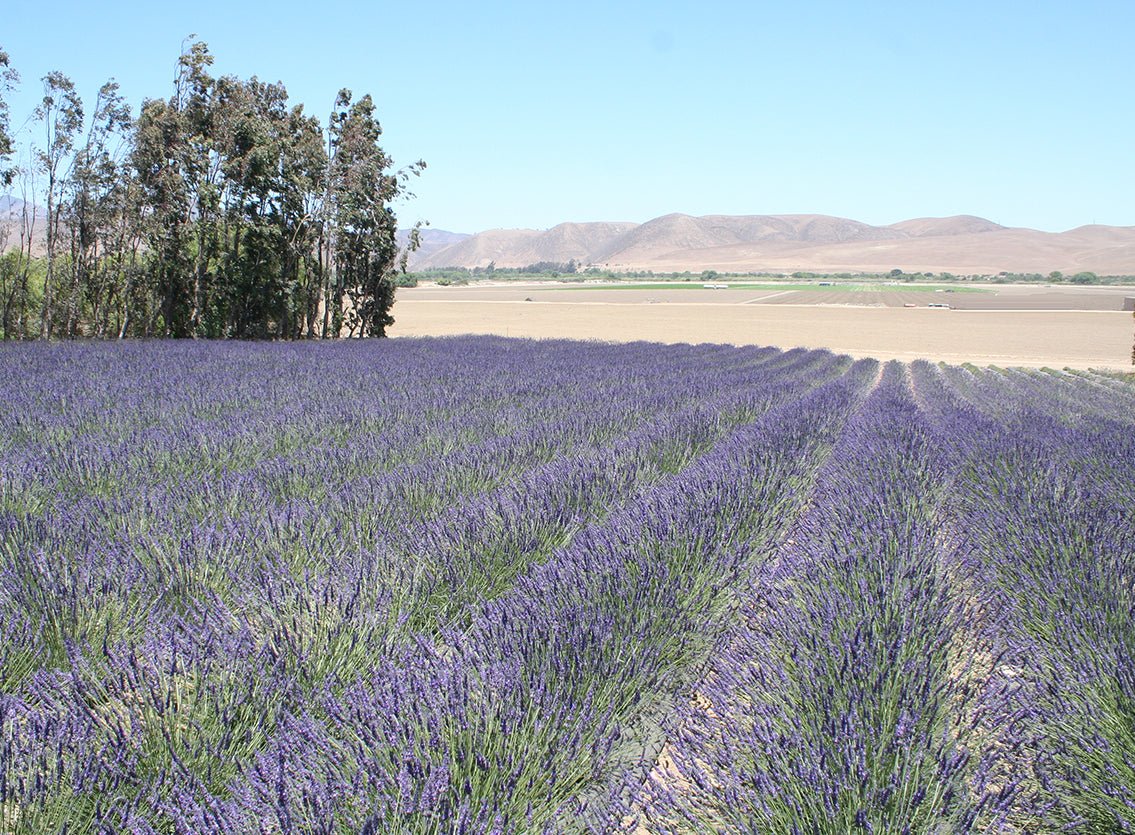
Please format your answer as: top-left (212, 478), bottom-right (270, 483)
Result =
top-left (3, 0), bottom-right (1132, 233)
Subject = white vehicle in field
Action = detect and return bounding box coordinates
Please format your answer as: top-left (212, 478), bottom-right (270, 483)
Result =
top-left (927, 302), bottom-right (951, 309)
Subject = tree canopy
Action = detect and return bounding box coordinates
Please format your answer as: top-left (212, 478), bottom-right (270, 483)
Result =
top-left (0, 40), bottom-right (424, 340)
top-left (0, 46), bottom-right (17, 186)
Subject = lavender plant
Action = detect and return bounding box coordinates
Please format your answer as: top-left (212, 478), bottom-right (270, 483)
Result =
top-left (0, 338), bottom-right (1131, 834)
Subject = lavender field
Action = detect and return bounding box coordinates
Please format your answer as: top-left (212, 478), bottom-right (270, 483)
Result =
top-left (1, 337), bottom-right (1133, 834)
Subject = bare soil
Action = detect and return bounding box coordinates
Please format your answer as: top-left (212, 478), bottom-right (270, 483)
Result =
top-left (399, 282), bottom-right (1135, 311)
top-left (392, 285), bottom-right (1133, 370)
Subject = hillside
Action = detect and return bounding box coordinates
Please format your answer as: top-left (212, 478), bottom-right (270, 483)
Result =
top-left (0, 197), bottom-right (45, 256)
top-left (407, 213), bottom-right (1135, 275)
top-left (8, 200), bottom-right (1135, 275)
top-left (410, 221), bottom-right (637, 268)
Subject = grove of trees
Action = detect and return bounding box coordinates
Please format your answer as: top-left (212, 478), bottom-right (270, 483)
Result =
top-left (0, 40), bottom-right (424, 340)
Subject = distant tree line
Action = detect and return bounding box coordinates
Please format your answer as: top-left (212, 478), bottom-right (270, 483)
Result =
top-left (0, 41), bottom-right (423, 340)
top-left (406, 260), bottom-right (588, 286)
top-left (409, 265), bottom-right (1135, 287)
top-left (788, 268), bottom-right (1133, 285)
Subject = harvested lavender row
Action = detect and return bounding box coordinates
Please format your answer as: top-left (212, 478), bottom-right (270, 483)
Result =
top-left (934, 363), bottom-right (1050, 425)
top-left (922, 361), bottom-right (1135, 506)
top-left (1027, 368), bottom-right (1135, 425)
top-left (939, 364), bottom-right (1135, 430)
top-left (1073, 368), bottom-right (1135, 413)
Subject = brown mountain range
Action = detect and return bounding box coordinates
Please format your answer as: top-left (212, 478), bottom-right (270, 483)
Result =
top-left (407, 213), bottom-right (1135, 275)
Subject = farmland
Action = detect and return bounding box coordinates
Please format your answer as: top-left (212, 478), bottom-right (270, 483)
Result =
top-left (391, 282), bottom-right (1135, 369)
top-left (1, 337), bottom-right (1133, 833)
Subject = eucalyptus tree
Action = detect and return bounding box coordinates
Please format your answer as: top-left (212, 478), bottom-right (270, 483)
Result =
top-left (0, 46), bottom-right (20, 338)
top-left (280, 102), bottom-right (330, 338)
top-left (9, 39), bottom-right (423, 340)
top-left (0, 45), bottom-right (16, 187)
top-left (63, 80), bottom-right (131, 336)
top-left (178, 42), bottom-right (224, 337)
top-left (34, 71), bottom-right (83, 337)
top-left (133, 42), bottom-right (335, 339)
top-left (130, 96), bottom-right (186, 336)
top-left (2, 166), bottom-right (42, 341)
top-left (213, 76), bottom-right (326, 338)
top-left (131, 41), bottom-right (215, 337)
top-left (325, 89), bottom-right (423, 337)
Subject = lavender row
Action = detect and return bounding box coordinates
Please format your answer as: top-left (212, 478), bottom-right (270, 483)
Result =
top-left (2, 338), bottom-right (1133, 833)
top-left (391, 346), bottom-right (853, 633)
top-left (0, 339), bottom-right (860, 832)
top-left (911, 358), bottom-right (1135, 829)
top-left (80, 358), bottom-right (877, 832)
top-left (937, 363), bottom-right (1135, 429)
top-left (0, 339), bottom-right (781, 664)
top-left (0, 341), bottom-right (838, 697)
top-left (611, 362), bottom-right (996, 832)
top-left (943, 404), bottom-right (1135, 829)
